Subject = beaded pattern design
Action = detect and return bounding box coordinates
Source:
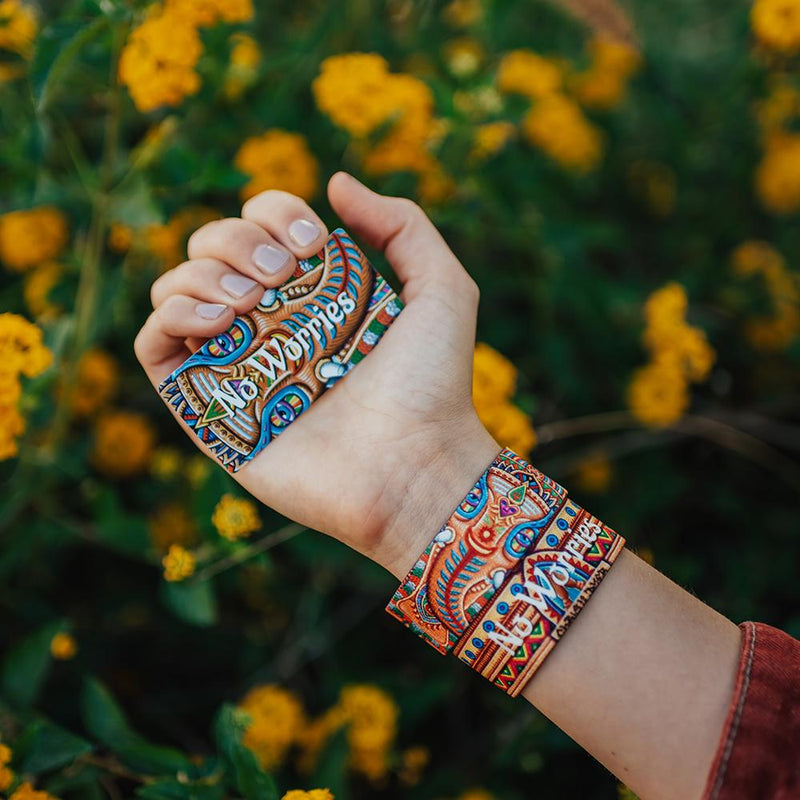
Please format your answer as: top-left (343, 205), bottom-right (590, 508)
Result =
top-left (386, 448), bottom-right (625, 696)
top-left (158, 228), bottom-right (402, 473)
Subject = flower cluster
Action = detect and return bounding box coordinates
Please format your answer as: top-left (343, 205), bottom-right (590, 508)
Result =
top-left (571, 36), bottom-right (641, 110)
top-left (7, 782), bottom-right (59, 800)
top-left (92, 411), bottom-right (155, 477)
top-left (235, 130), bottom-right (319, 201)
top-left (212, 493), bottom-right (261, 540)
top-left (162, 544), bottom-right (196, 582)
top-left (0, 0), bottom-right (37, 82)
top-left (0, 206), bottom-right (68, 272)
top-left (731, 241), bottom-right (800, 350)
top-left (281, 791), bottom-right (333, 800)
top-left (239, 685), bottom-right (307, 769)
top-left (312, 53), bottom-right (447, 199)
top-left (472, 342), bottom-right (536, 456)
top-left (238, 683), bottom-right (400, 783)
top-left (755, 132), bottom-right (800, 214)
top-left (0, 313), bottom-right (53, 460)
top-left (627, 283), bottom-right (715, 427)
top-left (0, 743), bottom-right (14, 792)
top-left (149, 503), bottom-right (199, 553)
top-left (62, 349), bottom-right (119, 418)
top-left (751, 0), bottom-right (800, 53)
top-left (119, 0), bottom-right (254, 112)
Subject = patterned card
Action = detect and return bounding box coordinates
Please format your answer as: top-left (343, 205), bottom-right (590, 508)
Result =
top-left (158, 227), bottom-right (403, 473)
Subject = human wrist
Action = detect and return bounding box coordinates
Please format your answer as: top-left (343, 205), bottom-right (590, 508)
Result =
top-left (371, 418), bottom-right (501, 580)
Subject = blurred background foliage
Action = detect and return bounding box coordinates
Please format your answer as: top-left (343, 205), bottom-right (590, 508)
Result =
top-left (2, 0), bottom-right (800, 797)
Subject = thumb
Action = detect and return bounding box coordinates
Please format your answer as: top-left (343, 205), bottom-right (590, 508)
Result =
top-left (326, 171), bottom-right (469, 297)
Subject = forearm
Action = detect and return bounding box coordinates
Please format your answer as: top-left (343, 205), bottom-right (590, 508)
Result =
top-left (379, 441), bottom-right (741, 800)
top-left (523, 549), bottom-right (741, 800)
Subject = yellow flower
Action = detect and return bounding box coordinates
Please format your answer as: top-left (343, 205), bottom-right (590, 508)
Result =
top-left (50, 632), bottom-right (77, 660)
top-left (187, 454), bottom-right (210, 487)
top-left (9, 783), bottom-right (59, 800)
top-left (496, 49), bottom-right (562, 100)
top-left (458, 791), bottom-right (495, 800)
top-left (281, 791), bottom-right (333, 800)
top-left (0, 765), bottom-right (14, 792)
top-left (627, 361), bottom-right (689, 428)
top-left (212, 493), bottom-right (261, 540)
top-left (239, 685), bottom-right (306, 769)
top-left (575, 451), bottom-right (613, 493)
top-left (0, 744), bottom-right (11, 764)
top-left (418, 167), bottom-right (456, 205)
top-left (469, 121), bottom-right (515, 162)
top-left (755, 132), bottom-right (800, 214)
top-left (0, 0), bottom-right (37, 58)
top-left (571, 37), bottom-right (641, 110)
top-left (472, 342), bottom-right (517, 403)
top-left (0, 402), bottom-right (25, 461)
top-left (149, 503), bottom-right (198, 552)
top-left (442, 0), bottom-right (483, 27)
top-left (443, 37), bottom-right (484, 77)
top-left (164, 0), bottom-right (253, 26)
top-left (92, 411), bottom-right (155, 477)
top-left (522, 95), bottom-right (603, 173)
top-left (746, 309), bottom-right (800, 349)
top-left (338, 685), bottom-right (398, 781)
top-left (0, 206), bottom-right (68, 272)
top-left (751, 0), bottom-right (800, 52)
top-left (731, 240), bottom-right (785, 276)
top-left (118, 7), bottom-right (203, 113)
top-left (0, 312), bottom-right (53, 377)
top-left (225, 33), bottom-right (261, 99)
top-left (108, 223), bottom-right (133, 253)
top-left (397, 745), bottom-right (429, 786)
top-left (162, 544), bottom-right (196, 582)
top-left (68, 349), bottom-right (118, 417)
top-left (477, 401), bottom-right (537, 456)
top-left (24, 261), bottom-right (63, 319)
top-left (755, 80), bottom-right (800, 132)
top-left (235, 130), bottom-right (319, 201)
top-left (312, 53), bottom-right (397, 138)
top-left (362, 73), bottom-right (439, 176)
top-left (150, 447), bottom-right (182, 481)
top-left (144, 206), bottom-right (221, 271)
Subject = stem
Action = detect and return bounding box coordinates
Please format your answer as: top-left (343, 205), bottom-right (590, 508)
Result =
top-left (191, 522), bottom-right (306, 582)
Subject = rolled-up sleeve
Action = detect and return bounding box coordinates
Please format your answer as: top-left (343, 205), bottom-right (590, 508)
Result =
top-left (702, 621), bottom-right (800, 800)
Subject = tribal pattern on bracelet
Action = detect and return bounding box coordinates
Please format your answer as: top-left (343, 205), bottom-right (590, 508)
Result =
top-left (385, 448), bottom-right (625, 696)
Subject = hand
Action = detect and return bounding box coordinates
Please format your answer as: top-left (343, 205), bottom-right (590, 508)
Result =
top-left (134, 172), bottom-right (500, 578)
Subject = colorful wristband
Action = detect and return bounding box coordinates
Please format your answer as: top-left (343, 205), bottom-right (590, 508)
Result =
top-left (385, 448), bottom-right (625, 696)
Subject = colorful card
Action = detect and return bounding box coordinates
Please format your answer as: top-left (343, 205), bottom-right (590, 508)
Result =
top-left (158, 227), bottom-right (403, 473)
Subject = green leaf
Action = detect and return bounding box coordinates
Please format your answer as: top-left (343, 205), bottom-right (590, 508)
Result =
top-left (161, 580), bottom-right (218, 628)
top-left (16, 718), bottom-right (93, 774)
top-left (310, 725), bottom-right (350, 800)
top-left (1, 620), bottom-right (63, 708)
top-left (213, 705), bottom-right (278, 800)
top-left (108, 172), bottom-right (164, 227)
top-left (30, 17), bottom-right (109, 113)
top-left (81, 678), bottom-right (192, 776)
top-left (136, 779), bottom-right (225, 800)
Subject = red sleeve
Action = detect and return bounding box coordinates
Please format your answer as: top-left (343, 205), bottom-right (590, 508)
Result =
top-left (702, 621), bottom-right (800, 800)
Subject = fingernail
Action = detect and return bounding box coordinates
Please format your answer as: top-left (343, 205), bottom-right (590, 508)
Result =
top-left (253, 243), bottom-right (290, 274)
top-left (288, 219), bottom-right (321, 247)
top-left (195, 302), bottom-right (228, 320)
top-left (220, 273), bottom-right (259, 298)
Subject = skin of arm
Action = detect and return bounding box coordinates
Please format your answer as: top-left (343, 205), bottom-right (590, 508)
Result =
top-left (134, 172), bottom-right (742, 800)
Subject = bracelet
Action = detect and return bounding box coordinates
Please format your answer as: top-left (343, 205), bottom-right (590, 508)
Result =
top-left (385, 448), bottom-right (625, 696)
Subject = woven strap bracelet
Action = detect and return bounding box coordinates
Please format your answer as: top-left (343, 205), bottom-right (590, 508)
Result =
top-left (386, 448), bottom-right (625, 697)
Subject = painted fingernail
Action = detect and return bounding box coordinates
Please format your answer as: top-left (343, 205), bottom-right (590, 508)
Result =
top-left (288, 218), bottom-right (321, 247)
top-left (195, 302), bottom-right (229, 320)
top-left (253, 243), bottom-right (290, 274)
top-left (221, 273), bottom-right (259, 298)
